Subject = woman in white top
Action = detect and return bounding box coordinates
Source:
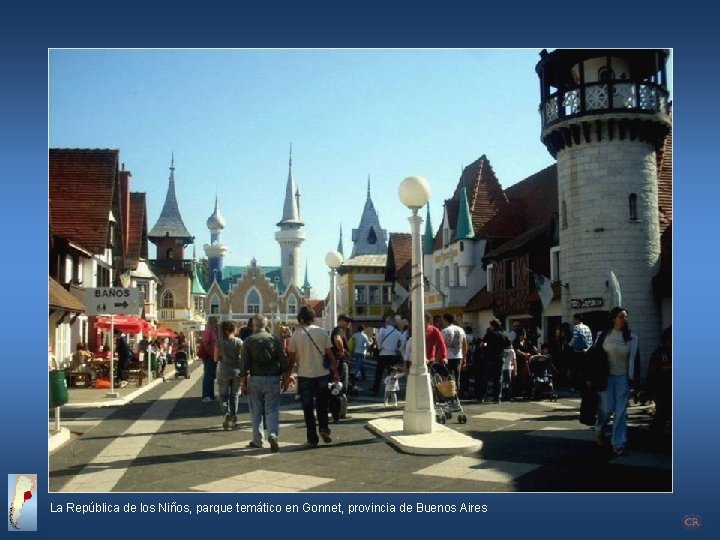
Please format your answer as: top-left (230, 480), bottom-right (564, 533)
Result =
top-left (592, 306), bottom-right (640, 456)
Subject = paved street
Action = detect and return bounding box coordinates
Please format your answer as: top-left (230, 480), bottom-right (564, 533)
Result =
top-left (50, 359), bottom-right (671, 492)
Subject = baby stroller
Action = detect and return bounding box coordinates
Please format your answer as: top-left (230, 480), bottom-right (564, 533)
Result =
top-left (173, 349), bottom-right (190, 379)
top-left (528, 355), bottom-right (558, 401)
top-left (430, 363), bottom-right (467, 424)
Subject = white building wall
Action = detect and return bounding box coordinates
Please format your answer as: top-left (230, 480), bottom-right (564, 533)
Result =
top-left (558, 134), bottom-right (661, 380)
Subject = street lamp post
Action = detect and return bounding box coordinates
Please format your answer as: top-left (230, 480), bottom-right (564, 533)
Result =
top-left (325, 251), bottom-right (343, 331)
top-left (399, 176), bottom-right (435, 434)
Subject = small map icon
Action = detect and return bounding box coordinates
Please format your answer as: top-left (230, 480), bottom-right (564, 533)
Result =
top-left (7, 474), bottom-right (37, 532)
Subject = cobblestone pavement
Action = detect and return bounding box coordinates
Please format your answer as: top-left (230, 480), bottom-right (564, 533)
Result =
top-left (50, 359), bottom-right (671, 492)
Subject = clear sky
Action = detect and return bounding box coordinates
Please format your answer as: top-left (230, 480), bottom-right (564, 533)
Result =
top-left (49, 48), bottom-right (672, 299)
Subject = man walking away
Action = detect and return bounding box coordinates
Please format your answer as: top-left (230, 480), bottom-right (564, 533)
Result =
top-left (241, 315), bottom-right (289, 452)
top-left (287, 306), bottom-right (339, 447)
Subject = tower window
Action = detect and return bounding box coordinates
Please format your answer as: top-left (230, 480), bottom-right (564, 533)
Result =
top-left (629, 193), bottom-right (638, 220)
top-left (561, 200), bottom-right (568, 229)
top-left (161, 289), bottom-right (175, 308)
top-left (289, 253), bottom-right (294, 266)
top-left (367, 227), bottom-right (377, 244)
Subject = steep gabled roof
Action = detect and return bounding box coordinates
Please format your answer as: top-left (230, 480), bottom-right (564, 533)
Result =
top-left (386, 232), bottom-right (412, 282)
top-left (434, 155), bottom-right (520, 250)
top-left (505, 164), bottom-right (558, 231)
top-left (49, 148), bottom-right (119, 254)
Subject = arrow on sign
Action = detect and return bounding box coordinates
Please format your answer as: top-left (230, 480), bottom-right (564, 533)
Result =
top-left (114, 301), bottom-right (129, 309)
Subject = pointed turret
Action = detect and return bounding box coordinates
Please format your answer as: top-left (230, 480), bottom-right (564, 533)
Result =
top-left (277, 145), bottom-right (303, 227)
top-left (350, 175), bottom-right (388, 257)
top-left (302, 261), bottom-right (312, 297)
top-left (424, 203), bottom-right (435, 255)
top-left (275, 145), bottom-right (306, 288)
top-left (456, 187), bottom-right (475, 240)
top-left (148, 155), bottom-right (194, 262)
top-left (337, 225), bottom-right (344, 257)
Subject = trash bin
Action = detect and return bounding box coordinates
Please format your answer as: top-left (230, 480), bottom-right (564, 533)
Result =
top-left (49, 369), bottom-right (69, 408)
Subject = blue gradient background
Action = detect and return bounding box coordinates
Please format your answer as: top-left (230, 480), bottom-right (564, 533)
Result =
top-left (2, 3), bottom-right (716, 539)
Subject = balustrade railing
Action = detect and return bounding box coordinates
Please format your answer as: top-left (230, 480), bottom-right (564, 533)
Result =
top-left (541, 81), bottom-right (669, 129)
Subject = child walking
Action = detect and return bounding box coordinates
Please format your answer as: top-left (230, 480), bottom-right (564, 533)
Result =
top-left (384, 366), bottom-right (404, 407)
top-left (501, 337), bottom-right (517, 403)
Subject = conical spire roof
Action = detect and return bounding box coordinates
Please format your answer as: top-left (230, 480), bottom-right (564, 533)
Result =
top-left (149, 154), bottom-right (193, 241)
top-left (456, 187), bottom-right (475, 240)
top-left (337, 225), bottom-right (344, 256)
top-left (277, 146), bottom-right (303, 226)
top-left (424, 203), bottom-right (435, 255)
top-left (303, 261), bottom-right (311, 289)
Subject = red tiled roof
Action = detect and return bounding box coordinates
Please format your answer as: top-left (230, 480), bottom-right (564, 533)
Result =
top-left (387, 233), bottom-right (412, 280)
top-left (127, 193), bottom-right (148, 267)
top-left (49, 149), bottom-right (119, 254)
top-left (434, 155), bottom-right (520, 250)
top-left (505, 165), bottom-right (558, 231)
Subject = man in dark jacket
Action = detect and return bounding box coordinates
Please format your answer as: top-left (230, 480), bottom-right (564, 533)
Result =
top-left (241, 314), bottom-right (289, 452)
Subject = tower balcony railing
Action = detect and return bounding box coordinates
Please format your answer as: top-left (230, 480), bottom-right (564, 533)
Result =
top-left (540, 80), bottom-right (670, 130)
top-left (150, 259), bottom-right (194, 275)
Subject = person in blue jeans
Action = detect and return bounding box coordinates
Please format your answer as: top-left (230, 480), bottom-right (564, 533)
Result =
top-left (214, 321), bottom-right (243, 430)
top-left (200, 316), bottom-right (219, 402)
top-left (592, 307), bottom-right (640, 456)
top-left (286, 306), bottom-right (339, 447)
top-left (241, 314), bottom-right (289, 452)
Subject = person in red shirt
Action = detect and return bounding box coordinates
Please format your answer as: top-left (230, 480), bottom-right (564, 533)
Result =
top-left (426, 312), bottom-right (448, 365)
top-left (404, 312), bottom-right (448, 372)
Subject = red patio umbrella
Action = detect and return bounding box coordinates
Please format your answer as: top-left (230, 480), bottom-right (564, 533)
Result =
top-left (153, 326), bottom-right (177, 338)
top-left (95, 315), bottom-right (150, 334)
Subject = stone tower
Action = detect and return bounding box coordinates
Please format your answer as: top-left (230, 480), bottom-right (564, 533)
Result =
top-left (275, 147), bottom-right (305, 288)
top-left (536, 49), bottom-right (671, 376)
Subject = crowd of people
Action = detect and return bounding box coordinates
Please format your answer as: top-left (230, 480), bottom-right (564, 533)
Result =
top-left (188, 306), bottom-right (670, 457)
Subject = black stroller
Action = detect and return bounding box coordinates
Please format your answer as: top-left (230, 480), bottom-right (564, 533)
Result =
top-left (528, 354), bottom-right (558, 401)
top-left (430, 363), bottom-right (467, 424)
top-left (173, 349), bottom-right (190, 379)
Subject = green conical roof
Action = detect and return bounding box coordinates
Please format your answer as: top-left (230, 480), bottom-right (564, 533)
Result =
top-left (424, 203), bottom-right (435, 255)
top-left (456, 187), bottom-right (475, 240)
top-left (191, 264), bottom-right (206, 295)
